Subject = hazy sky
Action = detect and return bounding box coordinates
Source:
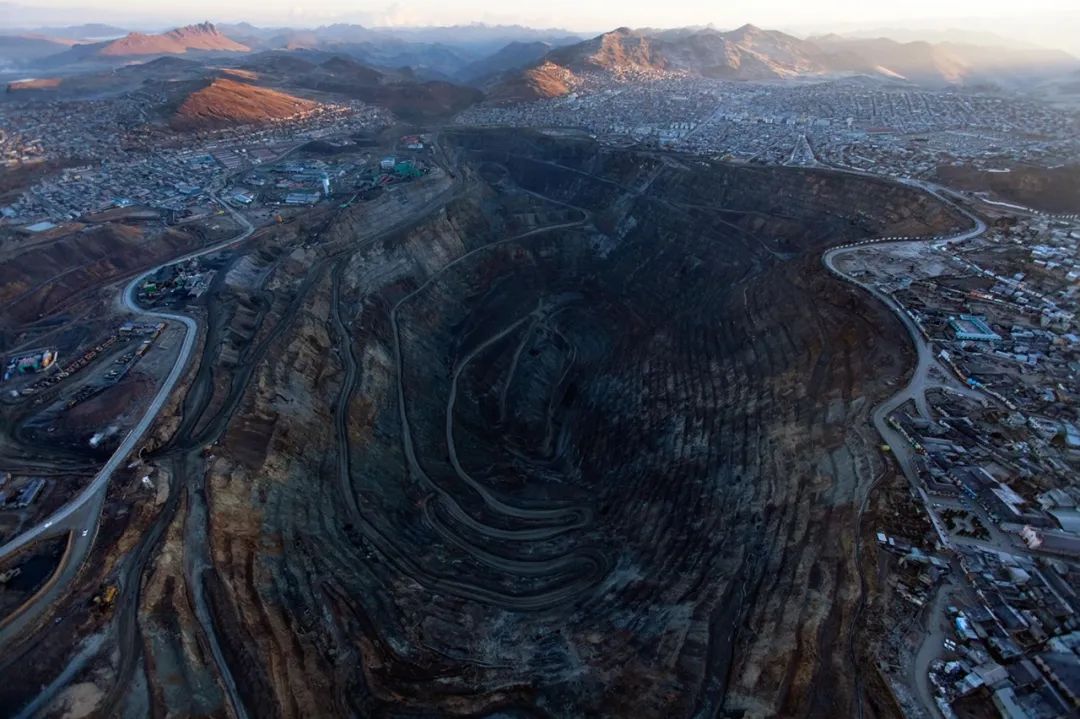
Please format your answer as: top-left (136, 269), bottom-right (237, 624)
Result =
top-left (3, 0), bottom-right (1078, 52)
top-left (1, 0), bottom-right (1073, 29)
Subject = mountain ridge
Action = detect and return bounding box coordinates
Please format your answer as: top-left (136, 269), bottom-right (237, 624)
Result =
top-left (491, 24), bottom-right (1080, 100)
top-left (28, 21), bottom-right (251, 65)
top-left (99, 22), bottom-right (249, 56)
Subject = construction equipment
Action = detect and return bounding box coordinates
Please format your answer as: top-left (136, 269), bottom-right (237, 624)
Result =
top-left (93, 584), bottom-right (118, 611)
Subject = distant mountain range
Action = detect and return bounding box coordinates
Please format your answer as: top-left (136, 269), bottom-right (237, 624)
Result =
top-left (457, 41), bottom-right (558, 84)
top-left (103, 22), bottom-right (248, 56)
top-left (236, 52), bottom-right (483, 120)
top-left (491, 24), bottom-right (1080, 99)
top-left (0, 21), bottom-right (584, 82)
top-left (27, 23), bottom-right (128, 40)
top-left (2, 35), bottom-right (485, 123)
top-left (1, 20), bottom-right (1077, 110)
top-left (810, 34), bottom-right (1080, 86)
top-left (0, 34), bottom-right (77, 62)
top-left (217, 22), bottom-right (582, 56)
top-left (50, 23), bottom-right (247, 63)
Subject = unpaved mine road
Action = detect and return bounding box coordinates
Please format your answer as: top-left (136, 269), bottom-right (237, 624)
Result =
top-left (387, 204), bottom-right (611, 612)
top-left (0, 196), bottom-right (254, 645)
top-left (3, 143), bottom-right (992, 717)
top-left (823, 189), bottom-right (988, 719)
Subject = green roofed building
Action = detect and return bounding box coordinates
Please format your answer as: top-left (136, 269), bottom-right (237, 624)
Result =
top-left (949, 314), bottom-right (1001, 342)
top-left (394, 161), bottom-right (422, 179)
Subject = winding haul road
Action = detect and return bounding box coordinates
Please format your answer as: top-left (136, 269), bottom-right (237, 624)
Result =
top-left (387, 208), bottom-right (608, 611)
top-left (823, 181), bottom-right (990, 719)
top-left (2, 145), bottom-right (1002, 716)
top-left (0, 197), bottom-right (254, 645)
top-left (823, 181), bottom-right (989, 528)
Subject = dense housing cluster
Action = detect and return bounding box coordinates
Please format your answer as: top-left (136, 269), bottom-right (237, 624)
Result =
top-left (458, 76), bottom-right (1080, 173)
top-left (834, 211), bottom-right (1080, 718)
top-left (0, 94), bottom-right (390, 225)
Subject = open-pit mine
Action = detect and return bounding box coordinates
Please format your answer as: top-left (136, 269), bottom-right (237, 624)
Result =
top-left (0, 128), bottom-right (970, 718)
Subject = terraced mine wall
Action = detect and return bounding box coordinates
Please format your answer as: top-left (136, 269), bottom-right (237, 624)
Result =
top-left (150, 130), bottom-right (967, 718)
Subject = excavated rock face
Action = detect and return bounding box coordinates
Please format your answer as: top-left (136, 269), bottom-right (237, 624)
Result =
top-left (190, 130), bottom-right (963, 718)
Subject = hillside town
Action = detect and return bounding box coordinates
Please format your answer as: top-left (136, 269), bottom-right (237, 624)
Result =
top-left (458, 76), bottom-right (1080, 175)
top-left (832, 209), bottom-right (1080, 719)
top-left (0, 92), bottom-right (391, 226)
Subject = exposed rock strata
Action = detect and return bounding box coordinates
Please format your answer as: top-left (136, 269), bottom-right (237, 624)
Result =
top-left (132, 131), bottom-right (964, 717)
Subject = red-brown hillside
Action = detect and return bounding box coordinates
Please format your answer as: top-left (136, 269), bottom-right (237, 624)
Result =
top-left (172, 77), bottom-right (319, 129)
top-left (488, 61), bottom-right (574, 101)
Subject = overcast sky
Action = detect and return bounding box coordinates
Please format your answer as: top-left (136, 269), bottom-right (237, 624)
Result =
top-left (3, 0), bottom-right (1078, 52)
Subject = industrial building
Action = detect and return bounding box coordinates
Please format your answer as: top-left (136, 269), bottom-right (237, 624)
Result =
top-left (2, 349), bottom-right (58, 382)
top-left (1033, 653), bottom-right (1080, 708)
top-left (0, 477), bottom-right (46, 509)
top-left (1020, 526), bottom-right (1080, 557)
top-left (284, 191), bottom-right (321, 206)
top-left (22, 220), bottom-right (57, 233)
top-left (950, 314), bottom-right (1002, 342)
top-left (393, 161), bottom-right (423, 179)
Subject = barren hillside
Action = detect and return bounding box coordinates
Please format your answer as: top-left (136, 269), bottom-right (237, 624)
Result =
top-left (171, 77), bottom-right (319, 129)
